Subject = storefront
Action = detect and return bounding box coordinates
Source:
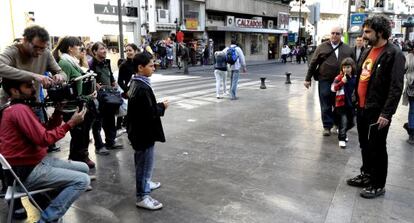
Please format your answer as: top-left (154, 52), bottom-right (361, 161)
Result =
top-left (207, 17), bottom-right (287, 61)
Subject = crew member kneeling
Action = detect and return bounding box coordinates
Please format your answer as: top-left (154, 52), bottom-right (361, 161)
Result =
top-left (0, 79), bottom-right (89, 223)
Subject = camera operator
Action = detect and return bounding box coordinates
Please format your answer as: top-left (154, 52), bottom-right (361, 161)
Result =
top-left (0, 26), bottom-right (66, 102)
top-left (52, 36), bottom-right (97, 169)
top-left (0, 78), bottom-right (89, 223)
top-left (0, 25), bottom-right (67, 219)
top-left (89, 42), bottom-right (123, 155)
top-left (1, 25), bottom-right (66, 154)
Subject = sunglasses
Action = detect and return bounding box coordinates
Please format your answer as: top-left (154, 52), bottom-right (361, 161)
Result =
top-left (331, 32), bottom-right (341, 36)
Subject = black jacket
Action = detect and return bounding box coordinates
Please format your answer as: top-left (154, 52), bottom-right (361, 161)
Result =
top-left (354, 46), bottom-right (365, 64)
top-left (118, 59), bottom-right (135, 92)
top-left (355, 41), bottom-right (405, 120)
top-left (306, 41), bottom-right (354, 81)
top-left (127, 79), bottom-right (165, 150)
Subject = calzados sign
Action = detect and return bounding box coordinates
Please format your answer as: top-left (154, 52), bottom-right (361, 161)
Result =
top-left (235, 18), bottom-right (263, 28)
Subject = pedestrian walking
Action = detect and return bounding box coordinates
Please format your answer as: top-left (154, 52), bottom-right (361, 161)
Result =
top-left (223, 40), bottom-right (247, 100)
top-left (304, 26), bottom-right (354, 136)
top-left (127, 53), bottom-right (168, 210)
top-left (214, 46), bottom-right (227, 99)
top-left (281, 44), bottom-right (290, 64)
top-left (330, 57), bottom-right (357, 148)
top-left (346, 15), bottom-right (405, 199)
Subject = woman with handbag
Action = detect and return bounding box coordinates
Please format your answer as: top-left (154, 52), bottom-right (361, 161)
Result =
top-left (402, 48), bottom-right (414, 144)
top-left (53, 36), bottom-right (97, 168)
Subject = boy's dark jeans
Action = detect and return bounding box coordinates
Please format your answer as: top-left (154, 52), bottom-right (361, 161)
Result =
top-left (357, 108), bottom-right (390, 188)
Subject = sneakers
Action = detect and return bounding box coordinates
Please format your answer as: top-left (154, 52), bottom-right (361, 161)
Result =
top-left (116, 128), bottom-right (127, 138)
top-left (107, 142), bottom-right (123, 150)
top-left (95, 147), bottom-right (110, 155)
top-left (332, 125), bottom-right (338, 134)
top-left (323, 128), bottom-right (331, 136)
top-left (86, 185), bottom-right (93, 191)
top-left (136, 195), bottom-right (163, 210)
top-left (149, 181), bottom-right (161, 190)
top-left (360, 186), bottom-right (386, 199)
top-left (339, 141), bottom-right (346, 148)
top-left (346, 173), bottom-right (371, 187)
top-left (89, 175), bottom-right (97, 181)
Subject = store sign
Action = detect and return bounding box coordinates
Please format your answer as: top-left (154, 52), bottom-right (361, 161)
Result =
top-left (186, 18), bottom-right (199, 30)
top-left (235, 18), bottom-right (263, 29)
top-left (94, 4), bottom-right (138, 17)
top-left (350, 13), bottom-right (367, 26)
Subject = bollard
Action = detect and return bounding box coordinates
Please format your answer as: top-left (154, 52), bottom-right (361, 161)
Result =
top-left (183, 60), bottom-right (189, 74)
top-left (260, 77), bottom-right (267, 89)
top-left (285, 72), bottom-right (292, 84)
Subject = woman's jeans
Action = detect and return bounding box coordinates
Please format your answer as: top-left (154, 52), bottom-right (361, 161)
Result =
top-left (230, 70), bottom-right (240, 99)
top-left (409, 98), bottom-right (414, 129)
top-left (214, 70), bottom-right (227, 97)
top-left (134, 145), bottom-right (155, 200)
top-left (23, 157), bottom-right (90, 222)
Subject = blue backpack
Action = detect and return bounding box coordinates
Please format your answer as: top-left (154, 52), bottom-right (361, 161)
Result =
top-left (226, 47), bottom-right (239, 65)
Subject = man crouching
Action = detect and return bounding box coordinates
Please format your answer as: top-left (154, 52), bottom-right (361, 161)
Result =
top-left (0, 79), bottom-right (89, 223)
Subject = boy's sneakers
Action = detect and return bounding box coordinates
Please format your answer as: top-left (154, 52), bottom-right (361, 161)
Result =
top-left (339, 141), bottom-right (346, 148)
top-left (360, 186), bottom-right (386, 199)
top-left (136, 195), bottom-right (163, 210)
top-left (149, 181), bottom-right (161, 190)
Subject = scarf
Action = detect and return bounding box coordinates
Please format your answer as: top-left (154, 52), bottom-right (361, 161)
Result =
top-left (60, 53), bottom-right (83, 72)
top-left (132, 74), bottom-right (151, 88)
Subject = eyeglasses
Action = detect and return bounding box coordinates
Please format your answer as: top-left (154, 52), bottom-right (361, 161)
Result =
top-left (29, 42), bottom-right (47, 52)
top-left (331, 32), bottom-right (341, 36)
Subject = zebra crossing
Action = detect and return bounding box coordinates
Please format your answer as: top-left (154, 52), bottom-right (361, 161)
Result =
top-left (149, 72), bottom-right (264, 110)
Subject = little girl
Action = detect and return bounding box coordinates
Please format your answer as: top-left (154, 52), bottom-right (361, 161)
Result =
top-left (331, 57), bottom-right (357, 148)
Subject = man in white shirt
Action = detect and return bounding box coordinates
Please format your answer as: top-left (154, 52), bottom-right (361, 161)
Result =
top-left (223, 40), bottom-right (247, 100)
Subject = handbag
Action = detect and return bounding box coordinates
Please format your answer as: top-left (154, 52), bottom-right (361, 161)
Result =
top-left (97, 88), bottom-right (123, 111)
top-left (313, 43), bottom-right (343, 81)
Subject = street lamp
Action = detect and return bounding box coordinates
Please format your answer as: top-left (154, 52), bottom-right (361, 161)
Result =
top-left (297, 0), bottom-right (306, 44)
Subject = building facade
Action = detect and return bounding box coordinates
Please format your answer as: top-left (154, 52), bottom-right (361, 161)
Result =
top-left (206, 0), bottom-right (290, 61)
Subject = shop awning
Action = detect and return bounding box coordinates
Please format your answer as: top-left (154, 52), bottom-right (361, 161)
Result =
top-left (206, 26), bottom-right (288, 34)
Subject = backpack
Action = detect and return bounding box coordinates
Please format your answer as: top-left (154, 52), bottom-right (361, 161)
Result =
top-left (226, 47), bottom-right (239, 65)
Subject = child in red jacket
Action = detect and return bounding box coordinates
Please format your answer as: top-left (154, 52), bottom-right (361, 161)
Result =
top-left (331, 57), bottom-right (357, 148)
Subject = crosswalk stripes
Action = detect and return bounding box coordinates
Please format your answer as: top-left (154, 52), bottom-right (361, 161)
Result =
top-left (149, 73), bottom-right (263, 110)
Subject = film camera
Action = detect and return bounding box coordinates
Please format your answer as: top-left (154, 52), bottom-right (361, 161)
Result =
top-left (44, 71), bottom-right (97, 110)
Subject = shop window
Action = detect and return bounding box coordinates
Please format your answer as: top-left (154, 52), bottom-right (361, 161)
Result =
top-left (251, 34), bottom-right (263, 55)
top-left (184, 0), bottom-right (200, 30)
top-left (102, 35), bottom-right (120, 53)
top-left (387, 0), bottom-right (394, 10)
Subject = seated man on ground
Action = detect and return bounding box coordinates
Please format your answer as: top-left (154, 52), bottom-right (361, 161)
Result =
top-left (0, 78), bottom-right (90, 223)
